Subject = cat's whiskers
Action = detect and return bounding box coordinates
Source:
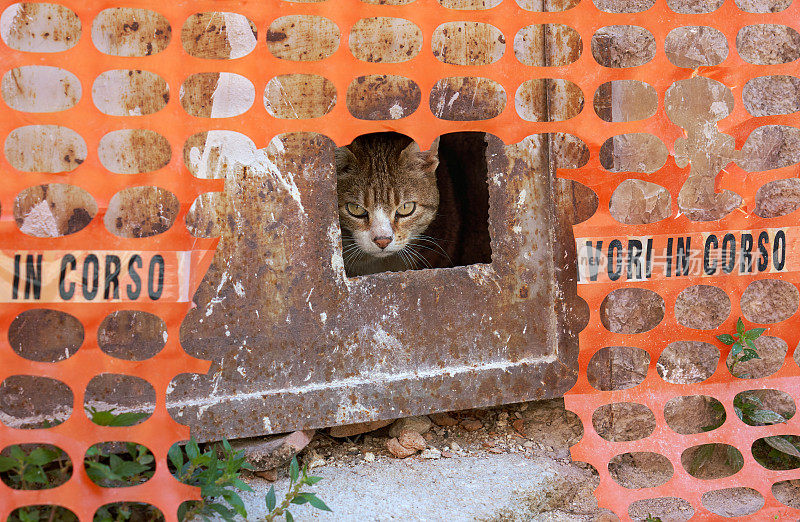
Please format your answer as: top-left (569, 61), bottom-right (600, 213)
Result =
top-left (410, 235), bottom-right (452, 265)
top-left (402, 245), bottom-right (431, 269)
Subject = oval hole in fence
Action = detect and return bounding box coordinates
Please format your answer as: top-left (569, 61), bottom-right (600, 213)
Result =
top-left (600, 288), bottom-right (665, 333)
top-left (2, 66), bottom-right (81, 112)
top-left (727, 335), bottom-right (787, 379)
top-left (773, 479), bottom-right (800, 509)
top-left (593, 0), bottom-right (655, 12)
top-left (430, 77), bottom-right (505, 121)
top-left (85, 442), bottom-right (155, 487)
top-left (98, 310), bottom-right (167, 361)
top-left (93, 8), bottom-right (171, 57)
top-left (265, 74), bottom-right (337, 119)
top-left (433, 21), bottom-right (504, 66)
top-left (737, 0), bottom-right (790, 12)
top-left (609, 452), bottom-right (673, 489)
top-left (600, 133), bottom-right (667, 173)
top-left (0, 375), bottom-right (72, 429)
top-left (593, 80), bottom-right (657, 122)
top-left (675, 285), bottom-right (731, 330)
top-left (657, 341), bottom-right (719, 384)
top-left (514, 24), bottom-right (581, 66)
top-left (14, 184), bottom-right (97, 238)
top-left (1, 3), bottom-right (80, 52)
top-left (180, 72), bottom-right (254, 118)
top-left (734, 389), bottom-right (795, 425)
top-left (743, 75), bottom-right (800, 117)
top-left (267, 15), bottom-right (339, 61)
top-left (737, 25), bottom-right (800, 65)
top-left (98, 129), bottom-right (171, 174)
top-left (85, 374), bottom-right (155, 427)
top-left (682, 443), bottom-right (744, 479)
top-left (665, 26), bottom-right (728, 68)
top-left (516, 79), bottom-right (583, 122)
top-left (10, 506), bottom-right (77, 521)
top-left (701, 487), bottom-right (764, 517)
top-left (754, 179), bottom-right (800, 218)
top-left (439, 0), bottom-right (502, 8)
top-left (105, 186), bottom-right (179, 238)
top-left (753, 435), bottom-right (800, 470)
top-left (592, 402), bottom-right (655, 442)
top-left (610, 180), bottom-right (671, 225)
top-left (665, 395), bottom-right (726, 434)
top-left (93, 70), bottom-right (169, 116)
top-left (741, 279), bottom-right (798, 324)
top-left (739, 125), bottom-right (800, 173)
top-left (628, 498), bottom-right (694, 521)
top-left (184, 131), bottom-right (256, 179)
top-left (591, 26), bottom-right (655, 68)
top-left (5, 125), bottom-right (86, 173)
top-left (348, 75), bottom-right (421, 120)
top-left (352, 17), bottom-right (421, 63)
top-left (588, 346), bottom-right (649, 391)
top-left (182, 12), bottom-right (256, 59)
top-left (9, 309), bottom-right (84, 363)
top-left (0, 444), bottom-right (72, 489)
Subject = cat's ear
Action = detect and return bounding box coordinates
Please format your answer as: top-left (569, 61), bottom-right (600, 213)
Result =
top-left (335, 146), bottom-right (356, 176)
top-left (400, 141), bottom-right (439, 177)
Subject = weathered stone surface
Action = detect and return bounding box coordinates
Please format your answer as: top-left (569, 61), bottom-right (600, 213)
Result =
top-left (754, 179), bottom-right (800, 218)
top-left (588, 346), bottom-right (649, 391)
top-left (398, 429), bottom-right (426, 451)
top-left (674, 285), bottom-right (731, 330)
top-left (229, 430), bottom-right (315, 471)
top-left (461, 419), bottom-right (484, 432)
top-left (600, 288), bottom-right (665, 334)
top-left (657, 341), bottom-right (719, 384)
top-left (664, 395), bottom-right (726, 434)
top-left (329, 420), bottom-right (393, 438)
top-left (592, 402), bottom-right (655, 442)
top-left (388, 416), bottom-right (432, 437)
top-left (429, 412), bottom-right (458, 427)
top-left (741, 279), bottom-right (799, 324)
top-left (386, 437), bottom-right (417, 458)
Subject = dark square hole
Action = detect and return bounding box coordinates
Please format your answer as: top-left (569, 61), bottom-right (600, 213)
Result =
top-left (336, 131), bottom-right (492, 277)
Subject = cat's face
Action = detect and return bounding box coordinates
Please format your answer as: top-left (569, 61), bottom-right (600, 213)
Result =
top-left (336, 134), bottom-right (439, 261)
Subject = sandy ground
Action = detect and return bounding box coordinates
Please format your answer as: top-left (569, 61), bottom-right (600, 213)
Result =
top-left (239, 452), bottom-right (608, 521)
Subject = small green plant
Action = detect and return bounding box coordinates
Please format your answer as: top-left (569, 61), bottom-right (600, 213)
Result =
top-left (94, 502), bottom-right (164, 522)
top-left (87, 406), bottom-right (149, 427)
top-left (170, 438), bottom-right (252, 521)
top-left (717, 317), bottom-right (764, 377)
top-left (264, 456), bottom-right (331, 522)
top-left (645, 516), bottom-right (663, 522)
top-left (0, 444), bottom-right (71, 490)
top-left (84, 441), bottom-right (155, 488)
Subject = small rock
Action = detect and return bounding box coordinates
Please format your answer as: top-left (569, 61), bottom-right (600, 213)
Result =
top-left (389, 416), bottom-right (433, 437)
top-left (422, 432), bottom-right (434, 442)
top-left (461, 419), bottom-right (483, 432)
top-left (421, 448), bottom-right (442, 459)
top-left (347, 446), bottom-right (360, 453)
top-left (450, 442), bottom-right (461, 451)
top-left (487, 447), bottom-right (504, 454)
top-left (441, 451), bottom-right (453, 458)
top-left (387, 437), bottom-right (417, 458)
top-left (429, 412), bottom-right (459, 427)
top-left (523, 441), bottom-right (534, 448)
top-left (329, 420), bottom-right (393, 438)
top-left (229, 430), bottom-right (315, 471)
top-left (305, 450), bottom-right (326, 469)
top-left (255, 469), bottom-right (277, 482)
top-left (498, 412), bottom-right (509, 421)
top-left (364, 452), bottom-right (375, 462)
top-left (398, 429), bottom-right (426, 451)
top-left (512, 419), bottom-right (526, 435)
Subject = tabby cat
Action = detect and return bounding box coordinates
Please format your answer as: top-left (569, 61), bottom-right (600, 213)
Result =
top-left (336, 132), bottom-right (457, 277)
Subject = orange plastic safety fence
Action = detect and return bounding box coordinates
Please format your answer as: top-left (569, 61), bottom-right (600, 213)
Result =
top-left (0, 1), bottom-right (219, 519)
top-left (0, 0), bottom-right (796, 519)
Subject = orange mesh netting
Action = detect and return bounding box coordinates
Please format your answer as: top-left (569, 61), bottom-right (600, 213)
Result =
top-left (0, 0), bottom-right (798, 519)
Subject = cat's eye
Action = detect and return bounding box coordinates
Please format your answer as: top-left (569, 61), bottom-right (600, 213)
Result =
top-left (346, 203), bottom-right (368, 218)
top-left (396, 202), bottom-right (416, 217)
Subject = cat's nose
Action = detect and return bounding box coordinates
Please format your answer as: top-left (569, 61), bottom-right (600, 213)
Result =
top-left (373, 236), bottom-right (392, 249)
